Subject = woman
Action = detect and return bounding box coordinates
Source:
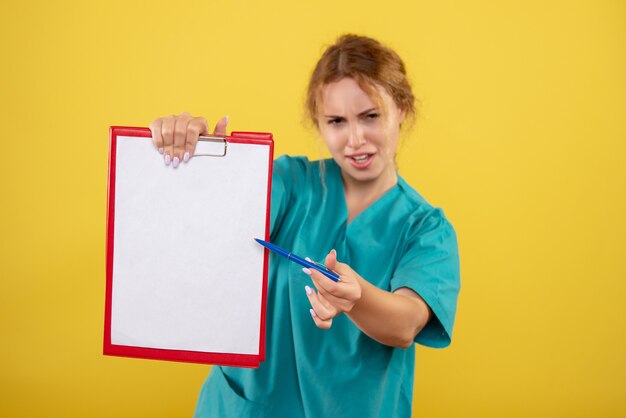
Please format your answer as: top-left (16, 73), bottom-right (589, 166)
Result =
top-left (150, 34), bottom-right (460, 418)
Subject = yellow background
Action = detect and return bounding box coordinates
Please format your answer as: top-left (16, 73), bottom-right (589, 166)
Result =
top-left (1, 0), bottom-right (625, 417)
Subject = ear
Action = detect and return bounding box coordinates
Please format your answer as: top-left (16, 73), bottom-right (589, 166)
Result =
top-left (398, 108), bottom-right (407, 126)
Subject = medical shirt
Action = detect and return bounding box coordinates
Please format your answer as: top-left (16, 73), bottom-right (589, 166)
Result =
top-left (194, 156), bottom-right (460, 418)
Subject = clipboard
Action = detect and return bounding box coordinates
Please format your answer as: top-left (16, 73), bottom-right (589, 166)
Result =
top-left (104, 126), bottom-right (273, 368)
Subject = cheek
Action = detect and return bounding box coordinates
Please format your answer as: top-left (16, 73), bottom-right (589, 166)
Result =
top-left (321, 129), bottom-right (344, 153)
top-left (376, 127), bottom-right (400, 157)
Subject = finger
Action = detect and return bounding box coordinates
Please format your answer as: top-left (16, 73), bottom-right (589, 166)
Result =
top-left (309, 308), bottom-right (333, 330)
top-left (303, 266), bottom-right (337, 303)
top-left (160, 115), bottom-right (176, 165)
top-left (149, 118), bottom-right (164, 154)
top-left (324, 249), bottom-right (338, 271)
top-left (305, 285), bottom-right (337, 321)
top-left (324, 250), bottom-right (355, 278)
top-left (212, 115), bottom-right (229, 136)
top-left (304, 254), bottom-right (341, 286)
top-left (308, 267), bottom-right (341, 298)
top-left (309, 269), bottom-right (356, 313)
top-left (172, 112), bottom-right (193, 166)
top-left (317, 292), bottom-right (341, 316)
top-left (183, 117), bottom-right (208, 162)
top-left (320, 250), bottom-right (344, 281)
top-left (303, 266), bottom-right (341, 305)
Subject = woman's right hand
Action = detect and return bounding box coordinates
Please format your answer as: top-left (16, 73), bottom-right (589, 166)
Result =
top-left (149, 113), bottom-right (229, 167)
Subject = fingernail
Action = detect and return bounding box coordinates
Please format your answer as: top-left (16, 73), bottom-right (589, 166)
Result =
top-left (305, 257), bottom-right (312, 262)
top-left (173, 156), bottom-right (180, 168)
top-left (164, 154), bottom-right (171, 165)
top-left (310, 309), bottom-right (317, 318)
top-left (302, 268), bottom-right (312, 276)
top-left (183, 152), bottom-right (190, 162)
top-left (305, 285), bottom-right (312, 296)
top-left (158, 148), bottom-right (164, 155)
top-left (331, 249), bottom-right (337, 256)
top-left (225, 115), bottom-right (229, 125)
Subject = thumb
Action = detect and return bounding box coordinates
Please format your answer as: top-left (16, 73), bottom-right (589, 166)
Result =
top-left (213, 115), bottom-right (229, 136)
top-left (324, 249), bottom-right (338, 271)
top-left (325, 249), bottom-right (354, 277)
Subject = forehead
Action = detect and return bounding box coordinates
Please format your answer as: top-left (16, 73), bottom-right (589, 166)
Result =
top-left (319, 78), bottom-right (380, 114)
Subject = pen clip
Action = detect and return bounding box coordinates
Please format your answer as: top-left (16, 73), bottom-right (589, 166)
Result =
top-left (307, 258), bottom-right (338, 279)
top-left (309, 259), bottom-right (331, 272)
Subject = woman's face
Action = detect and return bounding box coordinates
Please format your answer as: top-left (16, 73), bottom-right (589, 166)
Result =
top-left (318, 77), bottom-right (404, 191)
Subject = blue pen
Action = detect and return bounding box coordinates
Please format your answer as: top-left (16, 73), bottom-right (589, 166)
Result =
top-left (255, 238), bottom-right (340, 282)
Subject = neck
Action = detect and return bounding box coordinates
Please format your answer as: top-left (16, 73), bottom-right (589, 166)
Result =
top-left (342, 167), bottom-right (398, 223)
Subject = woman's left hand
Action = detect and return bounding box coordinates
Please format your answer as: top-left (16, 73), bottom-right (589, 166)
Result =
top-left (303, 250), bottom-right (362, 329)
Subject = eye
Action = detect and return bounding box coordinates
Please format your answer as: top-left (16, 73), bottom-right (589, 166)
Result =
top-left (327, 117), bottom-right (344, 125)
top-left (365, 113), bottom-right (380, 120)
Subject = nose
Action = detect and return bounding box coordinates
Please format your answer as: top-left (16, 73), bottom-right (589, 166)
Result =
top-left (347, 122), bottom-right (366, 148)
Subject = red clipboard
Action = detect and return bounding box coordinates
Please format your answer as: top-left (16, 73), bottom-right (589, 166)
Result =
top-left (104, 126), bottom-right (273, 367)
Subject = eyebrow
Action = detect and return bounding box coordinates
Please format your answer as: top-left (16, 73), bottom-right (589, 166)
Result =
top-left (323, 108), bottom-right (378, 118)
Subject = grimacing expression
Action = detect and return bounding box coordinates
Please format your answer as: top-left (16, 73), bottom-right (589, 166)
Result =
top-left (318, 77), bottom-right (405, 189)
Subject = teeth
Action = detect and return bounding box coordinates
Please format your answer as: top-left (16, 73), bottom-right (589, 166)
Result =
top-left (353, 155), bottom-right (369, 162)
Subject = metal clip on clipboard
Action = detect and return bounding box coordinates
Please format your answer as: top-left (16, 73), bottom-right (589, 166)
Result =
top-left (194, 132), bottom-right (274, 158)
top-left (195, 135), bottom-right (228, 157)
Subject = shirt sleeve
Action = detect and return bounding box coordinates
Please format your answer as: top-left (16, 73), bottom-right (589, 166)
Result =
top-left (389, 208), bottom-right (461, 348)
top-left (269, 155), bottom-right (308, 239)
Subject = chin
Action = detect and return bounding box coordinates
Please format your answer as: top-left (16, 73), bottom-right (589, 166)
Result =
top-left (343, 167), bottom-right (384, 184)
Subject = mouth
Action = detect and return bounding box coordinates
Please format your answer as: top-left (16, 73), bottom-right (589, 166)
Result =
top-left (347, 153), bottom-right (374, 169)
